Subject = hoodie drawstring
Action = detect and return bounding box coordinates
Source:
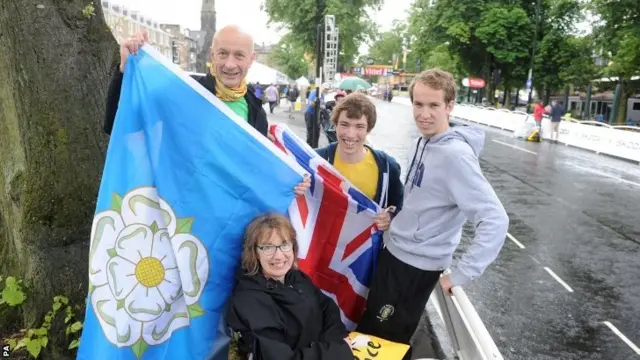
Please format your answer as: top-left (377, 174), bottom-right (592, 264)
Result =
top-left (406, 138), bottom-right (429, 191)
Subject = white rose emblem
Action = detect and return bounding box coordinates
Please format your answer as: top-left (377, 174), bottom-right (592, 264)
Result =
top-left (88, 187), bottom-right (209, 358)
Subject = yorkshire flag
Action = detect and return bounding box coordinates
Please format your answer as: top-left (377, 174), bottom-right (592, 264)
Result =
top-left (77, 46), bottom-right (304, 359)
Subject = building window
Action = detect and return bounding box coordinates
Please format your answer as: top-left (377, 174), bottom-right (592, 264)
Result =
top-left (633, 102), bottom-right (640, 111)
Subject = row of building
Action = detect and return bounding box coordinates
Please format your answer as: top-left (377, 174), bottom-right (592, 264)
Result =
top-left (101, 1), bottom-right (205, 72)
top-left (101, 1), bottom-right (277, 75)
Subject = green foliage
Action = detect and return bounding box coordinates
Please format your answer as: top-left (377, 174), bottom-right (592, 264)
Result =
top-left (82, 3), bottom-right (96, 19)
top-left (2, 278), bottom-right (83, 358)
top-left (268, 34), bottom-right (310, 79)
top-left (263, 0), bottom-right (382, 65)
top-left (425, 45), bottom-right (463, 79)
top-left (1, 276), bottom-right (27, 306)
top-left (407, 0), bottom-right (603, 105)
top-left (590, 0), bottom-right (640, 121)
top-left (476, 5), bottom-right (531, 64)
top-left (369, 20), bottom-right (406, 64)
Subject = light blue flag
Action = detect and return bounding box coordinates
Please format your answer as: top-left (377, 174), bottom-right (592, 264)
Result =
top-left (77, 46), bottom-right (304, 359)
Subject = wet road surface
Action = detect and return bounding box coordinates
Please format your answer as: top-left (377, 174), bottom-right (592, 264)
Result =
top-left (369, 99), bottom-right (640, 360)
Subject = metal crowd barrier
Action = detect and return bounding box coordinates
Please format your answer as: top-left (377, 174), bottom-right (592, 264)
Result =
top-left (430, 279), bottom-right (504, 360)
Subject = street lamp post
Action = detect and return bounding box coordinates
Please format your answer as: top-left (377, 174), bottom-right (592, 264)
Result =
top-left (527, 0), bottom-right (542, 112)
top-left (311, 0), bottom-right (326, 148)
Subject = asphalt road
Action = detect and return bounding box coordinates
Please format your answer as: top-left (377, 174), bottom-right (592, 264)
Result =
top-left (269, 98), bottom-right (640, 359)
top-left (369, 99), bottom-right (640, 360)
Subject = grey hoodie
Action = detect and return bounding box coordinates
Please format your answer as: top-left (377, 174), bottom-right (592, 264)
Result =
top-left (387, 125), bottom-right (509, 287)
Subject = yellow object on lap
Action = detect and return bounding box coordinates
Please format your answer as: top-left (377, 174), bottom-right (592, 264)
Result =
top-left (349, 332), bottom-right (410, 359)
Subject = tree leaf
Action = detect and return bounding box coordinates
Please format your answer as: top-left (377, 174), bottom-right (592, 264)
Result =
top-left (5, 276), bottom-right (16, 287)
top-left (175, 217), bottom-right (194, 234)
top-left (187, 303), bottom-right (205, 318)
top-left (15, 338), bottom-right (26, 350)
top-left (26, 338), bottom-right (42, 358)
top-left (53, 302), bottom-right (62, 312)
top-left (8, 338), bottom-right (17, 350)
top-left (59, 296), bottom-right (69, 305)
top-left (40, 336), bottom-right (48, 348)
top-left (131, 338), bottom-right (148, 359)
top-left (70, 321), bottom-right (83, 333)
top-left (111, 193), bottom-right (123, 212)
top-left (35, 327), bottom-right (48, 337)
top-left (68, 339), bottom-right (80, 350)
top-left (2, 286), bottom-right (26, 306)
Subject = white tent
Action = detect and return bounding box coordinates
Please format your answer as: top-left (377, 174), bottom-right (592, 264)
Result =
top-left (247, 62), bottom-right (291, 85)
top-left (296, 76), bottom-right (310, 87)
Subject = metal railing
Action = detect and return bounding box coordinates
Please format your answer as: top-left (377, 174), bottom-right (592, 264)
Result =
top-left (430, 276), bottom-right (504, 360)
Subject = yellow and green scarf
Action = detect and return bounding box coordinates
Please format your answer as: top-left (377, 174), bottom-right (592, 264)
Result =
top-left (211, 69), bottom-right (247, 102)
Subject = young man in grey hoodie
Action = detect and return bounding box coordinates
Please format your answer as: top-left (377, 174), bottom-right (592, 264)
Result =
top-left (357, 69), bottom-right (509, 349)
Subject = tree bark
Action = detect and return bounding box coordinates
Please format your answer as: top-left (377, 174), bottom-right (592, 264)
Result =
top-left (616, 80), bottom-right (633, 125)
top-left (0, 0), bottom-right (116, 351)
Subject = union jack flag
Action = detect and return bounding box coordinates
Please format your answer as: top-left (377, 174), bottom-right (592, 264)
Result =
top-left (269, 124), bottom-right (383, 330)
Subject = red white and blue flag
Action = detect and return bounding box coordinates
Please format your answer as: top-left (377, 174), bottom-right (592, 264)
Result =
top-left (270, 124), bottom-right (383, 330)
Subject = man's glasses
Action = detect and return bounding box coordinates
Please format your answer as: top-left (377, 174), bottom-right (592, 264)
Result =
top-left (257, 241), bottom-right (293, 255)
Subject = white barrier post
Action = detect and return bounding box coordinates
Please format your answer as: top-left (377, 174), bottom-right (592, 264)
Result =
top-left (451, 287), bottom-right (504, 360)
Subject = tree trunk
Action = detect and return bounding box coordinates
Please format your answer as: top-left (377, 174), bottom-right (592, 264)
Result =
top-left (0, 0), bottom-right (115, 353)
top-left (616, 80), bottom-right (633, 125)
top-left (504, 88), bottom-right (512, 109)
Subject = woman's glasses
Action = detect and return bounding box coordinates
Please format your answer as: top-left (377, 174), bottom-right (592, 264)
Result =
top-left (257, 241), bottom-right (293, 255)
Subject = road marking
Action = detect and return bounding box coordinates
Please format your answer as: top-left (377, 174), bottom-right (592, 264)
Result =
top-left (506, 233), bottom-right (525, 249)
top-left (529, 256), bottom-right (541, 264)
top-left (603, 321), bottom-right (640, 355)
top-left (544, 267), bottom-right (574, 293)
top-left (492, 140), bottom-right (538, 155)
top-left (572, 165), bottom-right (640, 188)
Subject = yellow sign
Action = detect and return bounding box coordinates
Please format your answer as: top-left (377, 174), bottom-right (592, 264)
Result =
top-left (348, 332), bottom-right (410, 360)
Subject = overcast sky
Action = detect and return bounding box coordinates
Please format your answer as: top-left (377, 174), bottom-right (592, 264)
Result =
top-left (117, 0), bottom-right (414, 48)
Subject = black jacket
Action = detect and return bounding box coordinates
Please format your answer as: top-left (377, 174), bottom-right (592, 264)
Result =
top-left (226, 270), bottom-right (352, 360)
top-left (315, 143), bottom-right (403, 213)
top-left (103, 70), bottom-right (269, 136)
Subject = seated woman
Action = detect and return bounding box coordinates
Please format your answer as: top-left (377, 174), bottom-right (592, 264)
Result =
top-left (226, 213), bottom-right (352, 360)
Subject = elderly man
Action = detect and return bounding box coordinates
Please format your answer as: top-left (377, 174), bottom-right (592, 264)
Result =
top-left (103, 25), bottom-right (310, 195)
top-left (106, 26), bottom-right (266, 136)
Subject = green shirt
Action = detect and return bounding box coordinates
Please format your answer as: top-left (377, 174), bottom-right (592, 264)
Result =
top-left (224, 97), bottom-right (249, 122)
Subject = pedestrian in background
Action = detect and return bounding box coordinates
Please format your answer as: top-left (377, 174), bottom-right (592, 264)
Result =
top-left (533, 100), bottom-right (545, 128)
top-left (549, 100), bottom-right (564, 142)
top-left (265, 83), bottom-right (279, 114)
